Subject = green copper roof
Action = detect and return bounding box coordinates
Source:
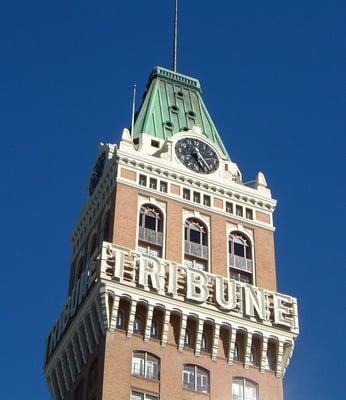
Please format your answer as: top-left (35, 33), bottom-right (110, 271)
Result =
top-left (133, 66), bottom-right (229, 159)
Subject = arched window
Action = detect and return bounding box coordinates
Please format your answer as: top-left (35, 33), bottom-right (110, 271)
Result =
top-left (229, 232), bottom-right (253, 283)
top-left (183, 364), bottom-right (209, 393)
top-left (201, 333), bottom-right (207, 352)
top-left (250, 336), bottom-right (261, 367)
top-left (232, 378), bottom-right (258, 400)
top-left (267, 340), bottom-right (277, 371)
top-left (116, 310), bottom-right (125, 329)
top-left (138, 205), bottom-right (163, 257)
top-left (234, 332), bottom-right (245, 363)
top-left (132, 352), bottom-right (160, 380)
top-left (133, 316), bottom-right (142, 335)
top-left (150, 320), bottom-right (158, 339)
top-left (184, 218), bottom-right (208, 271)
top-left (184, 329), bottom-right (193, 348)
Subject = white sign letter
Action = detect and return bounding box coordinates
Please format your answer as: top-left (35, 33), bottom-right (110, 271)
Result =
top-left (273, 294), bottom-right (294, 328)
top-left (244, 286), bottom-right (266, 320)
top-left (186, 270), bottom-right (209, 303)
top-left (215, 277), bottom-right (237, 311)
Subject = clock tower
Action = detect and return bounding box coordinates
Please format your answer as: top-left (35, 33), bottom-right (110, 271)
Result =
top-left (44, 66), bottom-right (299, 400)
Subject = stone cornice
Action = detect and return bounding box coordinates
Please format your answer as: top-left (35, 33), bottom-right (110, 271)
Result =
top-left (117, 150), bottom-right (277, 213)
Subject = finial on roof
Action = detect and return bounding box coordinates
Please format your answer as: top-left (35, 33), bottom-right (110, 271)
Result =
top-left (255, 172), bottom-right (268, 188)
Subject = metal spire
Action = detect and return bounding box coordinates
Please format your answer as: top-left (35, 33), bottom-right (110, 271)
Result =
top-left (130, 84), bottom-right (137, 137)
top-left (173, 0), bottom-right (178, 72)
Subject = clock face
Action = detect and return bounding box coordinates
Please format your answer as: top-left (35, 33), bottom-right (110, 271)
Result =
top-left (89, 152), bottom-right (106, 195)
top-left (175, 138), bottom-right (219, 174)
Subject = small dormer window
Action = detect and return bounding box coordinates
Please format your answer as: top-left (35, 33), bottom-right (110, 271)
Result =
top-left (149, 178), bottom-right (157, 190)
top-left (139, 174), bottom-right (147, 187)
top-left (236, 205), bottom-right (243, 217)
top-left (151, 140), bottom-right (160, 148)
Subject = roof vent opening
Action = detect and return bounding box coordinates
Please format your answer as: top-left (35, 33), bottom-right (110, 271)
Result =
top-left (151, 140), bottom-right (160, 148)
top-left (171, 105), bottom-right (179, 112)
top-left (187, 111), bottom-right (196, 118)
top-left (176, 91), bottom-right (184, 98)
top-left (164, 121), bottom-right (174, 128)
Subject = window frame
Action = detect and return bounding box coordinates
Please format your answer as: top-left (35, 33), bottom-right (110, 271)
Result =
top-left (232, 377), bottom-right (259, 400)
top-left (132, 351), bottom-right (160, 381)
top-left (138, 204), bottom-right (164, 257)
top-left (183, 364), bottom-right (210, 394)
top-left (131, 390), bottom-right (159, 400)
top-left (228, 231), bottom-right (254, 284)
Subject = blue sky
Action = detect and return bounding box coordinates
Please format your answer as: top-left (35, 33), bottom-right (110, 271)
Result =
top-left (0, 1), bottom-right (344, 399)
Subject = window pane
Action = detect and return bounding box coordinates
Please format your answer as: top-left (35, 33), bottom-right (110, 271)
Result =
top-left (236, 205), bottom-right (243, 217)
top-left (116, 311), bottom-right (124, 329)
top-left (146, 357), bottom-right (159, 380)
top-left (193, 192), bottom-right (201, 203)
top-left (246, 208), bottom-right (253, 220)
top-left (149, 178), bottom-right (157, 189)
top-left (226, 202), bottom-right (233, 213)
top-left (196, 368), bottom-right (209, 393)
top-left (145, 215), bottom-right (156, 230)
top-left (203, 195), bottom-right (211, 206)
top-left (146, 395), bottom-right (159, 400)
top-left (132, 353), bottom-right (145, 376)
top-left (245, 381), bottom-right (257, 400)
top-left (190, 229), bottom-right (201, 244)
top-left (246, 245), bottom-right (252, 260)
top-left (149, 247), bottom-right (161, 257)
top-left (202, 232), bottom-right (208, 246)
top-left (131, 392), bottom-right (144, 400)
top-left (232, 379), bottom-right (243, 400)
top-left (183, 188), bottom-right (190, 200)
top-left (160, 181), bottom-right (167, 193)
top-left (139, 175), bottom-right (147, 186)
top-left (183, 366), bottom-right (195, 390)
top-left (234, 242), bottom-right (245, 257)
top-left (194, 260), bottom-right (206, 271)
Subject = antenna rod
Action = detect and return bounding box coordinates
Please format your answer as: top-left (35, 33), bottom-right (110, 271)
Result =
top-left (131, 84), bottom-right (137, 137)
top-left (173, 0), bottom-right (178, 72)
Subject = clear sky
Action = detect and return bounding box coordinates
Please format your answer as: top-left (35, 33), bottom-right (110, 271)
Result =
top-left (0, 1), bottom-right (344, 399)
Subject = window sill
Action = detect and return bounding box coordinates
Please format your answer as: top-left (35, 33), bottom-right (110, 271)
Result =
top-left (131, 374), bottom-right (160, 383)
top-left (183, 387), bottom-right (209, 396)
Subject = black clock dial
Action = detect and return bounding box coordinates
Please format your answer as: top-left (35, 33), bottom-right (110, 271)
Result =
top-left (175, 138), bottom-right (219, 174)
top-left (89, 152), bottom-right (106, 195)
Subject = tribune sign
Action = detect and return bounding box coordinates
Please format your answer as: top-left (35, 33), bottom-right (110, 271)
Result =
top-left (46, 244), bottom-right (298, 362)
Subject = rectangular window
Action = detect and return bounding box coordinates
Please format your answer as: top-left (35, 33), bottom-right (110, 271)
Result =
top-left (226, 202), bottom-right (233, 214)
top-left (193, 191), bottom-right (201, 203)
top-left (149, 178), bottom-right (157, 189)
top-left (151, 139), bottom-right (160, 148)
top-left (203, 195), bottom-right (211, 206)
top-left (160, 181), bottom-right (167, 193)
top-left (236, 205), bottom-right (243, 217)
top-left (131, 391), bottom-right (159, 400)
top-left (183, 188), bottom-right (191, 200)
top-left (246, 208), bottom-right (253, 220)
top-left (139, 174), bottom-right (147, 187)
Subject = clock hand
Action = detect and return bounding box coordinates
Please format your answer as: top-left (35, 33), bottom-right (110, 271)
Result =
top-left (194, 147), bottom-right (211, 171)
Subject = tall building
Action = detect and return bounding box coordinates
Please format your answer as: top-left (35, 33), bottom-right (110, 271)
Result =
top-left (44, 66), bottom-right (299, 400)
